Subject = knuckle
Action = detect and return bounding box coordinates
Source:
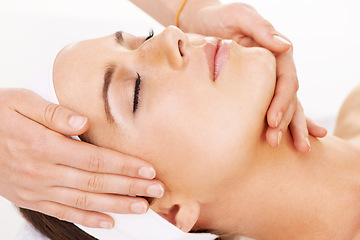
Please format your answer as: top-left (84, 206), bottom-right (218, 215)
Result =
top-left (75, 193), bottom-right (91, 209)
top-left (29, 136), bottom-right (48, 155)
top-left (293, 77), bottom-right (299, 91)
top-left (43, 103), bottom-right (61, 126)
top-left (258, 18), bottom-right (274, 30)
top-left (54, 209), bottom-right (68, 221)
top-left (12, 89), bottom-right (36, 110)
top-left (127, 180), bottom-right (139, 196)
top-left (86, 174), bottom-right (103, 192)
top-left (119, 159), bottom-right (131, 176)
top-left (293, 125), bottom-right (308, 135)
top-left (23, 135), bottom-right (53, 164)
top-left (19, 162), bottom-right (40, 181)
top-left (16, 188), bottom-right (35, 203)
top-left (88, 152), bottom-right (104, 172)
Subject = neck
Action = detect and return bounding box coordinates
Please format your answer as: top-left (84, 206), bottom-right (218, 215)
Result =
top-left (200, 131), bottom-right (360, 240)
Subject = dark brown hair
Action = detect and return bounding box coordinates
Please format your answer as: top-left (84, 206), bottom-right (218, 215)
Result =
top-left (17, 138), bottom-right (225, 239)
top-left (18, 196), bottom-right (155, 240)
top-left (19, 205), bottom-right (226, 240)
top-left (19, 207), bottom-right (98, 240)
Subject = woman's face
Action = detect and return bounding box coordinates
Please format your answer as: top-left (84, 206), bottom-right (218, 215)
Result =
top-left (54, 26), bottom-right (276, 204)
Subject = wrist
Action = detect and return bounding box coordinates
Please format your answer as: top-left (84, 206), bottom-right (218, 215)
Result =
top-left (178, 0), bottom-right (221, 33)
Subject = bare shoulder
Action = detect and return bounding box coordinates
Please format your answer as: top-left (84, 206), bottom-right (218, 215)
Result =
top-left (334, 85), bottom-right (360, 142)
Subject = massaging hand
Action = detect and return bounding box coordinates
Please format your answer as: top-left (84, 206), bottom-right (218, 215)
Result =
top-left (181, 1), bottom-right (327, 152)
top-left (0, 89), bottom-right (164, 228)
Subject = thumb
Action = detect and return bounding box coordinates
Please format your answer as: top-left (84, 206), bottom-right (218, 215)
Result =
top-left (12, 89), bottom-right (89, 136)
top-left (240, 7), bottom-right (291, 53)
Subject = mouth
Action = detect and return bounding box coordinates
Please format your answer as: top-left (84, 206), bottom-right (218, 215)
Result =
top-left (204, 37), bottom-right (231, 82)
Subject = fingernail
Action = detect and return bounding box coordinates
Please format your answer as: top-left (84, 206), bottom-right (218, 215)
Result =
top-left (306, 137), bottom-right (311, 152)
top-left (131, 202), bottom-right (148, 214)
top-left (277, 131), bottom-right (283, 147)
top-left (147, 184), bottom-right (164, 198)
top-left (68, 115), bottom-right (87, 130)
top-left (99, 221), bottom-right (113, 229)
top-left (138, 167), bottom-right (156, 179)
top-left (276, 112), bottom-right (282, 128)
top-left (273, 35), bottom-right (291, 46)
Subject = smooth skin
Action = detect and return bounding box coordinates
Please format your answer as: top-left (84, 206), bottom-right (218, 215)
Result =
top-left (131, 0), bottom-right (328, 151)
top-left (54, 28), bottom-right (360, 240)
top-left (0, 89), bottom-right (163, 229)
top-left (0, 0), bottom-right (325, 229)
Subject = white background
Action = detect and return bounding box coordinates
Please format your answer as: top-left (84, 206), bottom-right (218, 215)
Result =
top-left (0, 0), bottom-right (359, 239)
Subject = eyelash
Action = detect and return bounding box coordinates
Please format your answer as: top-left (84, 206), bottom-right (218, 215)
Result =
top-left (133, 72), bottom-right (141, 113)
top-left (133, 30), bottom-right (153, 113)
top-left (145, 29), bottom-right (154, 41)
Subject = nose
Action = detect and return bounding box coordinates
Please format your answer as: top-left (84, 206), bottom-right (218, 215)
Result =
top-left (138, 26), bottom-right (188, 70)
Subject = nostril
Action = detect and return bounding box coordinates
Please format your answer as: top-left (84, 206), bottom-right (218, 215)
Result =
top-left (178, 40), bottom-right (184, 57)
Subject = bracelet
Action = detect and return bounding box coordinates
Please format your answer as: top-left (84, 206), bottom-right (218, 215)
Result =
top-left (175, 0), bottom-right (187, 28)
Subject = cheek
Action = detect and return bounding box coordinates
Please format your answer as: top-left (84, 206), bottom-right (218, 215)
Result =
top-left (135, 84), bottom-right (248, 198)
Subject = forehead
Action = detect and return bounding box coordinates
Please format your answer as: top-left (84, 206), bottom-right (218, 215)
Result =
top-left (53, 36), bottom-right (113, 126)
top-left (57, 35), bottom-right (114, 65)
top-left (53, 33), bottom-right (125, 92)
top-left (53, 34), bottom-right (135, 146)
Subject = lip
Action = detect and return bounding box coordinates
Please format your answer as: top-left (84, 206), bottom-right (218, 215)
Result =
top-left (203, 38), bottom-right (231, 81)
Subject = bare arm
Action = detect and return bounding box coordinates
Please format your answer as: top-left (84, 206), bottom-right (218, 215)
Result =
top-left (129, 0), bottom-right (219, 30)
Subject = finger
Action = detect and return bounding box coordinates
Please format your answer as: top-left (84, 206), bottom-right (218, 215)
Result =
top-left (266, 96), bottom-right (297, 148)
top-left (56, 166), bottom-right (164, 197)
top-left (52, 137), bottom-right (157, 179)
top-left (306, 118), bottom-right (328, 138)
top-left (49, 187), bottom-right (150, 214)
top-left (266, 126), bottom-right (280, 148)
top-left (35, 201), bottom-right (115, 229)
top-left (267, 50), bottom-right (298, 128)
top-left (289, 101), bottom-right (311, 153)
top-left (235, 4), bottom-right (291, 53)
top-left (277, 97), bottom-right (297, 134)
top-left (9, 89), bottom-right (88, 136)
top-left (236, 36), bottom-right (261, 48)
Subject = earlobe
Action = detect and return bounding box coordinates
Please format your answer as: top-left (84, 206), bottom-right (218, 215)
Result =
top-left (174, 200), bottom-right (201, 232)
top-left (153, 199), bottom-right (201, 232)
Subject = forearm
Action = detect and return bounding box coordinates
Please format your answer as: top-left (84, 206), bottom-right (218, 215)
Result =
top-left (129, 0), bottom-right (220, 30)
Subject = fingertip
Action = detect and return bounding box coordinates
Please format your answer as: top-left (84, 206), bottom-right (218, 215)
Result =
top-left (308, 119), bottom-right (328, 138)
top-left (306, 137), bottom-right (311, 150)
top-left (99, 219), bottom-right (114, 229)
top-left (294, 137), bottom-right (311, 154)
top-left (138, 166), bottom-right (156, 179)
top-left (130, 201), bottom-right (149, 214)
top-left (277, 131), bottom-right (283, 147)
top-left (272, 35), bottom-right (292, 53)
top-left (67, 115), bottom-right (89, 135)
top-left (316, 127), bottom-right (328, 138)
top-left (320, 128), bottom-right (328, 137)
top-left (267, 111), bottom-right (277, 128)
top-left (68, 115), bottom-right (87, 130)
top-left (266, 127), bottom-right (279, 148)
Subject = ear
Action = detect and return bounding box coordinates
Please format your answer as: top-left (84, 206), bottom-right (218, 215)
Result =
top-left (154, 199), bottom-right (201, 232)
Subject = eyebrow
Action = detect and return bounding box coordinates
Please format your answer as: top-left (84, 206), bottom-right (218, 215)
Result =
top-left (115, 31), bottom-right (124, 45)
top-left (103, 65), bottom-right (115, 123)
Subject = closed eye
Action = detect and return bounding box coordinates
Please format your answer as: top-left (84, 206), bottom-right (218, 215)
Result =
top-left (132, 30), bottom-right (152, 113)
top-left (133, 72), bottom-right (141, 113)
top-left (145, 29), bottom-right (154, 41)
